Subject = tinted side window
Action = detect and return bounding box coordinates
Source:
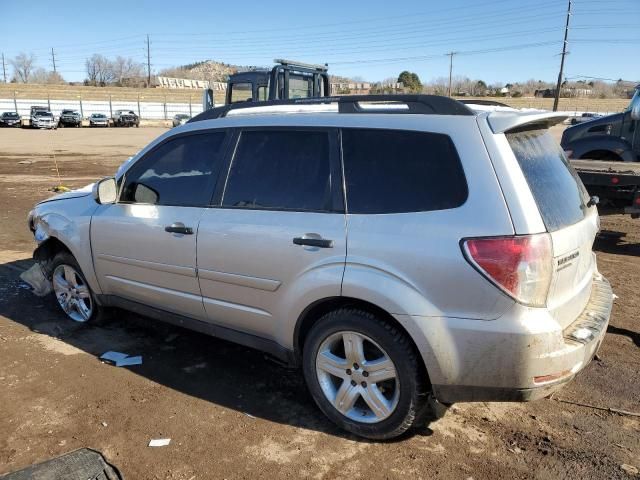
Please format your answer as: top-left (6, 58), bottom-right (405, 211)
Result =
top-left (223, 130), bottom-right (331, 211)
top-left (341, 129), bottom-right (468, 214)
top-left (120, 132), bottom-right (226, 207)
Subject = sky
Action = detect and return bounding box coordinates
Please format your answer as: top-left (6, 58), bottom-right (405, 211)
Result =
top-left (1, 0), bottom-right (638, 86)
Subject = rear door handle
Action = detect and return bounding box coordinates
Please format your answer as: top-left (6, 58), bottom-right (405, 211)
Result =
top-left (293, 237), bottom-right (333, 248)
top-left (165, 222), bottom-right (193, 235)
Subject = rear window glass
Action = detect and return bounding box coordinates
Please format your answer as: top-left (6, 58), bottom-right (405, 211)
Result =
top-left (341, 129), bottom-right (468, 214)
top-left (506, 128), bottom-right (588, 232)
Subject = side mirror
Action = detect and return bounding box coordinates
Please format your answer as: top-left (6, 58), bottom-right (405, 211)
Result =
top-left (631, 102), bottom-right (640, 121)
top-left (93, 177), bottom-right (117, 204)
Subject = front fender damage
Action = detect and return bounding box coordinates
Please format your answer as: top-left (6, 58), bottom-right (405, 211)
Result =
top-left (20, 240), bottom-right (59, 297)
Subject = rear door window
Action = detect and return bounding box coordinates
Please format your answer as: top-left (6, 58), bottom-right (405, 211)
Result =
top-left (341, 129), bottom-right (468, 214)
top-left (222, 130), bottom-right (332, 211)
top-left (506, 128), bottom-right (588, 231)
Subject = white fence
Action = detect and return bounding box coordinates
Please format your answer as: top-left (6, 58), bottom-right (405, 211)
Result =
top-left (0, 97), bottom-right (204, 120)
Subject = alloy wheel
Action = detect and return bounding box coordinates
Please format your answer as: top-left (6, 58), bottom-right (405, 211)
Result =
top-left (315, 331), bottom-right (400, 423)
top-left (52, 264), bottom-right (93, 322)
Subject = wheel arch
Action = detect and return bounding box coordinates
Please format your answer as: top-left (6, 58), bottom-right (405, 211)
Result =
top-left (579, 149), bottom-right (622, 161)
top-left (565, 136), bottom-right (634, 162)
top-left (294, 296), bottom-right (431, 386)
top-left (33, 236), bottom-right (73, 264)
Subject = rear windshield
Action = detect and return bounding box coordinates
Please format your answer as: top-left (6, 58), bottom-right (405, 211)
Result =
top-left (506, 128), bottom-right (588, 232)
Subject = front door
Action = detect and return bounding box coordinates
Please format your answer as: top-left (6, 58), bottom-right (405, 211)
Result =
top-left (197, 129), bottom-right (346, 340)
top-left (91, 130), bottom-right (229, 320)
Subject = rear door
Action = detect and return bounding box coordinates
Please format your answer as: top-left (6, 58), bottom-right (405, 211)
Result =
top-left (197, 128), bottom-right (346, 339)
top-left (506, 128), bottom-right (598, 327)
top-left (91, 130), bottom-right (229, 320)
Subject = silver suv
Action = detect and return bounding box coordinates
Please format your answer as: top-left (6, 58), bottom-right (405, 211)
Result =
top-left (27, 96), bottom-right (613, 440)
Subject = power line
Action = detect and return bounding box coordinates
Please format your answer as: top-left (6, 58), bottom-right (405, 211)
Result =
top-left (331, 40), bottom-right (562, 66)
top-left (567, 74), bottom-right (639, 83)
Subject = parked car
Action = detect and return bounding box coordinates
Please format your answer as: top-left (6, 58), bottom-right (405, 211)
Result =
top-left (89, 113), bottom-right (109, 128)
top-left (30, 105), bottom-right (49, 116)
top-left (26, 95), bottom-right (612, 440)
top-left (112, 110), bottom-right (139, 127)
top-left (569, 112), bottom-right (602, 126)
top-left (0, 111), bottom-right (21, 127)
top-left (30, 110), bottom-right (56, 129)
top-left (58, 109), bottom-right (82, 128)
top-left (172, 114), bottom-right (191, 127)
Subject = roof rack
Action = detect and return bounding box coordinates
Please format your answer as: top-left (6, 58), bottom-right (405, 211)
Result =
top-left (274, 58), bottom-right (328, 72)
top-left (188, 94), bottom-right (474, 123)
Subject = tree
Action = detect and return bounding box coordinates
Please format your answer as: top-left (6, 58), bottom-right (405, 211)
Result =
top-left (473, 80), bottom-right (487, 96)
top-left (10, 52), bottom-right (36, 83)
top-left (398, 71), bottom-right (422, 93)
top-left (111, 56), bottom-right (144, 86)
top-left (85, 54), bottom-right (115, 86)
top-left (30, 68), bottom-right (66, 85)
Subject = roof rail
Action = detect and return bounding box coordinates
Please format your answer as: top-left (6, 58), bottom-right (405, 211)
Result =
top-left (460, 99), bottom-right (511, 108)
top-left (188, 94), bottom-right (474, 123)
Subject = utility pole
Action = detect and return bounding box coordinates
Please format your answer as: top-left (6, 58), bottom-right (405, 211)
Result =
top-left (447, 52), bottom-right (456, 97)
top-left (51, 48), bottom-right (57, 73)
top-left (146, 34), bottom-right (151, 88)
top-left (1, 53), bottom-right (6, 83)
top-left (553, 0), bottom-right (572, 112)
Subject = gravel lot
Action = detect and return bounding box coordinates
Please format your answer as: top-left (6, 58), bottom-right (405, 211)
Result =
top-left (0, 127), bottom-right (638, 479)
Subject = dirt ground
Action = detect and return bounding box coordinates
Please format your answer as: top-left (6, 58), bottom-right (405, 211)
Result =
top-left (0, 127), bottom-right (638, 480)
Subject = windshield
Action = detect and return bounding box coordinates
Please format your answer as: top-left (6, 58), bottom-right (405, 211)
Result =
top-left (92, 114), bottom-right (105, 118)
top-left (36, 112), bottom-right (52, 117)
top-left (3, 112), bottom-right (18, 118)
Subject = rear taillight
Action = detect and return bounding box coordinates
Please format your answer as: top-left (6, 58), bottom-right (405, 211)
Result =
top-left (462, 234), bottom-right (553, 307)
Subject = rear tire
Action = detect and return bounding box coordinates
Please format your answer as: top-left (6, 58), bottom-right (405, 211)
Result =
top-left (302, 308), bottom-right (430, 440)
top-left (50, 252), bottom-right (108, 324)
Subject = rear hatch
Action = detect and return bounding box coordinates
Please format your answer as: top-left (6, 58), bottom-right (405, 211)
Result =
top-left (506, 127), bottom-right (598, 328)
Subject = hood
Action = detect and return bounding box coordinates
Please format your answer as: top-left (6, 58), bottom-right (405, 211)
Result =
top-left (561, 112), bottom-right (624, 147)
top-left (37, 183), bottom-right (94, 205)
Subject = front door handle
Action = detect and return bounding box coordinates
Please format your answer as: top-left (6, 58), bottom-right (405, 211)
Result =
top-left (165, 222), bottom-right (193, 235)
top-left (293, 237), bottom-right (333, 248)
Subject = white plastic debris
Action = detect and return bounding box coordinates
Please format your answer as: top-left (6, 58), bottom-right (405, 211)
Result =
top-left (19, 264), bottom-right (52, 297)
top-left (148, 438), bottom-right (171, 447)
top-left (612, 293), bottom-right (619, 299)
top-left (100, 351), bottom-right (142, 367)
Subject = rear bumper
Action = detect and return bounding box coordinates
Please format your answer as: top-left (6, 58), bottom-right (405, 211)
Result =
top-left (409, 274), bottom-right (613, 404)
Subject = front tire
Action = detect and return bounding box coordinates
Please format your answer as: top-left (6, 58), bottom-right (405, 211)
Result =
top-left (50, 252), bottom-right (107, 324)
top-left (302, 308), bottom-right (429, 440)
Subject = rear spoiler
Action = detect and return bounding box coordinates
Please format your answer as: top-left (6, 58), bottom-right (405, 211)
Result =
top-left (487, 111), bottom-right (568, 134)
